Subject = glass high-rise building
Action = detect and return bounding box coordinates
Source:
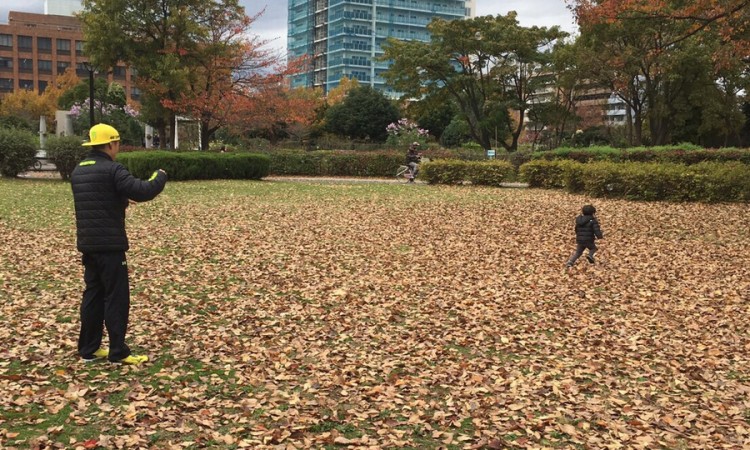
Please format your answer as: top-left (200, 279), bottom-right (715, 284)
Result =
top-left (288, 0), bottom-right (474, 95)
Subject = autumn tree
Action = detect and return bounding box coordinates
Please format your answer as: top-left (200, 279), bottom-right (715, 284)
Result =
top-left (326, 77), bottom-right (360, 106)
top-left (160, 7), bottom-right (308, 149)
top-left (575, 2), bottom-right (748, 146)
top-left (572, 0), bottom-right (750, 61)
top-left (0, 68), bottom-right (79, 130)
top-left (80, 0), bottom-right (226, 149)
top-left (381, 13), bottom-right (567, 151)
top-left (229, 85), bottom-right (324, 146)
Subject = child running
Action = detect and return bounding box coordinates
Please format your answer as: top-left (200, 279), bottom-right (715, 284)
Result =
top-left (566, 204), bottom-right (604, 268)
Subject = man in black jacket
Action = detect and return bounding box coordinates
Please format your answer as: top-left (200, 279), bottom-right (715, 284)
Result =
top-left (565, 204), bottom-right (604, 268)
top-left (71, 123), bottom-right (167, 365)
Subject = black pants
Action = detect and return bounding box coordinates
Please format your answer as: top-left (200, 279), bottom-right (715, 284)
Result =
top-left (79, 252), bottom-right (131, 361)
top-left (567, 241), bottom-right (597, 266)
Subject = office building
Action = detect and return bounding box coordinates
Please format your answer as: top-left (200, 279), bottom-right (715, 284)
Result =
top-left (288, 0), bottom-right (474, 95)
top-left (0, 10), bottom-right (138, 101)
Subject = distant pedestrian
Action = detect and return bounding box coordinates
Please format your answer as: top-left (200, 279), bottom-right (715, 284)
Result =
top-left (405, 142), bottom-right (422, 182)
top-left (71, 123), bottom-right (168, 365)
top-left (565, 204), bottom-right (604, 268)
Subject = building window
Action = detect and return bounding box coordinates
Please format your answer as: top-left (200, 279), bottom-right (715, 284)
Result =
top-left (38, 37), bottom-right (52, 54)
top-left (0, 78), bottom-right (13, 92)
top-left (57, 61), bottom-right (71, 75)
top-left (57, 39), bottom-right (71, 55)
top-left (0, 57), bottom-right (12, 71)
top-left (18, 35), bottom-right (33, 52)
top-left (76, 63), bottom-right (89, 76)
top-left (19, 79), bottom-right (34, 90)
top-left (75, 40), bottom-right (84, 56)
top-left (113, 65), bottom-right (126, 79)
top-left (39, 80), bottom-right (48, 92)
top-left (0, 34), bottom-right (11, 49)
top-left (38, 59), bottom-right (52, 74)
top-left (131, 86), bottom-right (141, 100)
top-left (18, 58), bottom-right (33, 73)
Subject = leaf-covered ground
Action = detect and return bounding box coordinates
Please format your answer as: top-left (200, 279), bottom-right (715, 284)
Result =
top-left (1, 178), bottom-right (748, 450)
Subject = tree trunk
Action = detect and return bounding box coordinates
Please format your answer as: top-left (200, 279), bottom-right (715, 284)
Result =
top-left (633, 109), bottom-right (643, 146)
top-left (158, 125), bottom-right (167, 149)
top-left (201, 119), bottom-right (211, 151)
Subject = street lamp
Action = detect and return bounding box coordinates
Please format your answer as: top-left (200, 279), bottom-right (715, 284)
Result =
top-left (81, 61), bottom-right (96, 127)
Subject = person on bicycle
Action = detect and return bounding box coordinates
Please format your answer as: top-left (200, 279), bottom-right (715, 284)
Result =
top-left (405, 142), bottom-right (422, 183)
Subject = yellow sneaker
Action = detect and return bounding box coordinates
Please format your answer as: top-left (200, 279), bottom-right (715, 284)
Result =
top-left (116, 354), bottom-right (149, 365)
top-left (82, 348), bottom-right (109, 362)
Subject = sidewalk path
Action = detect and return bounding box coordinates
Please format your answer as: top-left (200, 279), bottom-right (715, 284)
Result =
top-left (265, 176), bottom-right (528, 188)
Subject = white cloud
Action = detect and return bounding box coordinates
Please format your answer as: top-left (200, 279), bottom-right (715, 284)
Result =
top-left (0, 1), bottom-right (45, 23)
top-left (477, 0), bottom-right (577, 33)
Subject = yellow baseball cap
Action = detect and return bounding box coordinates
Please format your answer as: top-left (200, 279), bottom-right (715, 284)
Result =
top-left (82, 123), bottom-right (120, 146)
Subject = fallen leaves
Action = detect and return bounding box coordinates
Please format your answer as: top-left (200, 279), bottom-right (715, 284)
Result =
top-left (1, 180), bottom-right (749, 449)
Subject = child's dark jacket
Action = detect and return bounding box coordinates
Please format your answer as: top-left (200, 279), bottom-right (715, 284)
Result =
top-left (574, 214), bottom-right (603, 243)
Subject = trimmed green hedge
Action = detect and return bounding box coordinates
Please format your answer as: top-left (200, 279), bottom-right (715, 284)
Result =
top-left (46, 136), bottom-right (90, 180)
top-left (0, 127), bottom-right (37, 177)
top-left (420, 160), bottom-right (516, 186)
top-left (117, 151), bottom-right (270, 181)
top-left (265, 150), bottom-right (404, 177)
top-left (519, 160), bottom-right (750, 202)
top-left (531, 145), bottom-right (750, 165)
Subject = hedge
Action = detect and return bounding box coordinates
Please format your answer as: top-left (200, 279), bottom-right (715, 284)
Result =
top-left (116, 151), bottom-right (270, 181)
top-left (0, 127), bottom-right (37, 177)
top-left (531, 145), bottom-right (750, 165)
top-left (420, 160), bottom-right (516, 186)
top-left (519, 160), bottom-right (750, 202)
top-left (46, 136), bottom-right (90, 180)
top-left (264, 150), bottom-right (404, 177)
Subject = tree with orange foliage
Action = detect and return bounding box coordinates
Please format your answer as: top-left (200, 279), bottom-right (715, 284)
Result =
top-left (0, 67), bottom-right (79, 129)
top-left (326, 77), bottom-right (360, 106)
top-left (160, 6), bottom-right (310, 149)
top-left (572, 0), bottom-right (749, 146)
top-left (572, 0), bottom-right (750, 62)
top-left (227, 85), bottom-right (324, 146)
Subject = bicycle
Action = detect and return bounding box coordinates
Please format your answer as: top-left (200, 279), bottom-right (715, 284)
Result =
top-left (395, 157), bottom-right (428, 182)
top-left (395, 164), bottom-right (412, 181)
top-left (33, 158), bottom-right (43, 171)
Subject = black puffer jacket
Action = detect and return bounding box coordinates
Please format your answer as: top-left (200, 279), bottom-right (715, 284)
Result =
top-left (574, 214), bottom-right (603, 243)
top-left (71, 151), bottom-right (167, 253)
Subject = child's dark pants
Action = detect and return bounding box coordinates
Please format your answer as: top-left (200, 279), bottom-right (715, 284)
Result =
top-left (567, 242), bottom-right (597, 266)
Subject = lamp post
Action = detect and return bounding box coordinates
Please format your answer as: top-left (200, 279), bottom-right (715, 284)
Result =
top-left (81, 61), bottom-right (96, 126)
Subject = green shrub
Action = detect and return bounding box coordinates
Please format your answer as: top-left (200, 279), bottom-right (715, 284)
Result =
top-left (46, 136), bottom-right (89, 180)
top-left (420, 160), bottom-right (470, 184)
top-left (117, 151), bottom-right (270, 181)
top-left (532, 145), bottom-right (750, 165)
top-left (420, 160), bottom-right (515, 186)
top-left (467, 160), bottom-right (516, 186)
top-left (519, 160), bottom-right (569, 188)
top-left (519, 159), bottom-right (750, 202)
top-left (0, 127), bottom-right (37, 177)
top-left (264, 150), bottom-right (404, 177)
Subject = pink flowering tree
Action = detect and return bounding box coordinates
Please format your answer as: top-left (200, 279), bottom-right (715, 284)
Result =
top-left (385, 118), bottom-right (430, 148)
top-left (69, 98), bottom-right (143, 146)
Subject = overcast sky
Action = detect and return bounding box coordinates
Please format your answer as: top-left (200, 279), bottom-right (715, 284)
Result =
top-left (1, 0), bottom-right (577, 53)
